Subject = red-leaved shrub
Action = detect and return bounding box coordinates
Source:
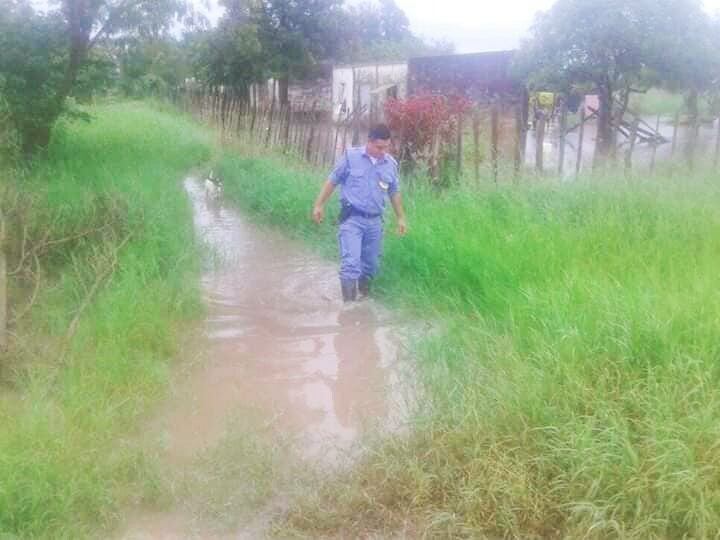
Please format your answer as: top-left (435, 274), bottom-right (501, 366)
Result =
top-left (384, 94), bottom-right (471, 168)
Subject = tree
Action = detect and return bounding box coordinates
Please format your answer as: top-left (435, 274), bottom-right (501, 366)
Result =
top-left (0, 0), bottom-right (188, 155)
top-left (193, 0), bottom-right (452, 103)
top-left (0, 2), bottom-right (68, 156)
top-left (517, 0), bottom-right (717, 166)
top-left (338, 0), bottom-right (452, 63)
top-left (248, 0), bottom-right (345, 104)
top-left (188, 20), bottom-right (266, 99)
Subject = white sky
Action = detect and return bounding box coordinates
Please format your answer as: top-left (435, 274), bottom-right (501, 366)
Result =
top-left (31, 0), bottom-right (720, 54)
top-left (204, 0), bottom-right (720, 53)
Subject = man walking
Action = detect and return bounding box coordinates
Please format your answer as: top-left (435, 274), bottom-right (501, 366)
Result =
top-left (312, 124), bottom-right (407, 302)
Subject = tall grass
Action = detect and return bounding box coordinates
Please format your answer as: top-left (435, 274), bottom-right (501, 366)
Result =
top-left (629, 89), bottom-right (685, 117)
top-left (0, 102), bottom-right (212, 538)
top-left (218, 152), bottom-right (720, 538)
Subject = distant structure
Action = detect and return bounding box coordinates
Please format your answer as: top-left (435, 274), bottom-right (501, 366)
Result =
top-left (246, 50), bottom-right (529, 124)
top-left (331, 62), bottom-right (408, 122)
top-left (407, 50), bottom-right (524, 103)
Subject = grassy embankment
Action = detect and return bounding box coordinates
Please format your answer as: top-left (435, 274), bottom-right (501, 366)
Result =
top-left (0, 103), bottom-right (213, 538)
top-left (217, 151), bottom-right (720, 538)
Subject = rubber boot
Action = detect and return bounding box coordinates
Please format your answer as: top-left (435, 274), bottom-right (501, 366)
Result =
top-left (358, 276), bottom-right (371, 299)
top-left (341, 279), bottom-right (357, 303)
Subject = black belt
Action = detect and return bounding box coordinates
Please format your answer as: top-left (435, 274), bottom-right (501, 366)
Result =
top-left (338, 202), bottom-right (380, 223)
top-left (350, 208), bottom-right (381, 219)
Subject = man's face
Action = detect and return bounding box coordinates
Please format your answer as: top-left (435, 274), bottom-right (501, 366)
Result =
top-left (366, 138), bottom-right (390, 159)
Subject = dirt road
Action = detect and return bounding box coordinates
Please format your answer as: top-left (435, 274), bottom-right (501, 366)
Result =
top-left (118, 177), bottom-right (413, 539)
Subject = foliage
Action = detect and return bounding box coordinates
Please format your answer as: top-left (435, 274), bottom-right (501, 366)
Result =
top-left (338, 0), bottom-right (453, 62)
top-left (0, 0), bottom-right (189, 156)
top-left (246, 0), bottom-right (344, 82)
top-left (627, 88), bottom-right (690, 116)
top-left (193, 0), bottom-right (452, 95)
top-left (384, 94), bottom-right (471, 171)
top-left (0, 102), bottom-right (212, 538)
top-left (516, 0), bottom-right (720, 162)
top-left (0, 2), bottom-right (68, 155)
top-left (73, 46), bottom-right (118, 101)
top-left (187, 14), bottom-right (266, 94)
top-left (0, 91), bottom-right (21, 168)
top-left (116, 37), bottom-right (189, 98)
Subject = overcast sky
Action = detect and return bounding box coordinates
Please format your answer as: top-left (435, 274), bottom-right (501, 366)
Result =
top-left (32, 0), bottom-right (720, 54)
top-left (203, 0), bottom-right (720, 53)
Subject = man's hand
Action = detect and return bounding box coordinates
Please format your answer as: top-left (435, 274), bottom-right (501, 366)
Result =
top-left (396, 217), bottom-right (408, 236)
top-left (312, 181), bottom-right (336, 224)
top-left (390, 192), bottom-right (407, 237)
top-left (312, 205), bottom-right (325, 224)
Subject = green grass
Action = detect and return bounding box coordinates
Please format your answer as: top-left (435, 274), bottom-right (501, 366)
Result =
top-left (174, 410), bottom-right (296, 535)
top-left (629, 89), bottom-right (685, 117)
top-left (0, 102), bottom-right (213, 538)
top-left (217, 152), bottom-right (720, 538)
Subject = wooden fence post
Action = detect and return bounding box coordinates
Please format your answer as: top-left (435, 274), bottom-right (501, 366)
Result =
top-left (686, 113), bottom-right (700, 170)
top-left (575, 103), bottom-right (586, 179)
top-left (650, 114), bottom-right (661, 174)
top-left (491, 102), bottom-right (500, 184)
top-left (220, 88), bottom-right (229, 132)
top-left (305, 101), bottom-right (318, 161)
top-left (514, 102), bottom-right (526, 179)
top-left (236, 100), bottom-right (245, 135)
top-left (670, 111), bottom-right (680, 160)
top-left (249, 101), bottom-right (258, 136)
top-left (456, 111), bottom-right (464, 180)
top-left (340, 110), bottom-right (351, 154)
top-left (557, 99), bottom-right (568, 176)
top-left (331, 116), bottom-right (341, 164)
top-left (429, 127), bottom-right (441, 183)
top-left (283, 104), bottom-right (292, 152)
top-left (264, 97), bottom-right (276, 148)
top-left (472, 108), bottom-right (481, 183)
top-left (535, 109), bottom-right (545, 175)
top-left (291, 103), bottom-right (303, 153)
top-left (624, 118), bottom-right (639, 175)
top-left (323, 121), bottom-right (335, 166)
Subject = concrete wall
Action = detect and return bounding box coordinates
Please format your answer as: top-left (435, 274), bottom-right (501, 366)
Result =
top-left (332, 63), bottom-right (408, 122)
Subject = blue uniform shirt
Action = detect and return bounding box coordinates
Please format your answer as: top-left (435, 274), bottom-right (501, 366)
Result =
top-left (329, 146), bottom-right (399, 216)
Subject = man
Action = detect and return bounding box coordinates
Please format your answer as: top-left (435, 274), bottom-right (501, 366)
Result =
top-left (312, 124), bottom-right (407, 302)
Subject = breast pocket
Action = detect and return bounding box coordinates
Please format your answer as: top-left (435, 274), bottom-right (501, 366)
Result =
top-left (344, 168), bottom-right (367, 203)
top-left (377, 173), bottom-right (392, 194)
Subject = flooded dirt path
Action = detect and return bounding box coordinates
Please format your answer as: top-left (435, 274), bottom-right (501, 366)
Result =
top-left (118, 176), bottom-right (413, 539)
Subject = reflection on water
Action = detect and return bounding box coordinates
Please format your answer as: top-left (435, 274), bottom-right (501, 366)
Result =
top-left (152, 178), bottom-right (412, 463)
top-left (118, 178), bottom-right (417, 539)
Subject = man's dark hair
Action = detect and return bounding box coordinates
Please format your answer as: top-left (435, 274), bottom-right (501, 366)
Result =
top-left (368, 124), bottom-right (391, 141)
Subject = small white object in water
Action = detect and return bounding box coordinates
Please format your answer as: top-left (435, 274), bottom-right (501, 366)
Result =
top-left (204, 170), bottom-right (223, 200)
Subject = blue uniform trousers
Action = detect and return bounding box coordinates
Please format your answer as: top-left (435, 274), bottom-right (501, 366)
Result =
top-left (338, 214), bottom-right (383, 284)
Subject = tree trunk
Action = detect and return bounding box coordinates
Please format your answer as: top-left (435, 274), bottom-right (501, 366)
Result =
top-left (21, 2), bottom-right (90, 155)
top-left (593, 80), bottom-right (614, 169)
top-left (685, 88), bottom-right (699, 167)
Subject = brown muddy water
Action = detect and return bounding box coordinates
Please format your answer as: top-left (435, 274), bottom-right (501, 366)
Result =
top-left (118, 177), bottom-right (416, 539)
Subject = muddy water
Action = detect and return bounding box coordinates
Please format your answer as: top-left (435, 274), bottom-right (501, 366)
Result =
top-left (119, 177), bottom-right (412, 539)
top-left (525, 117), bottom-right (720, 177)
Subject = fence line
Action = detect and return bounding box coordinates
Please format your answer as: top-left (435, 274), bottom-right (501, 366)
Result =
top-left (178, 88), bottom-right (720, 181)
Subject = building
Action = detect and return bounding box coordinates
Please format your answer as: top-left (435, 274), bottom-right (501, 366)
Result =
top-left (331, 62), bottom-right (408, 122)
top-left (407, 50), bottom-right (524, 103)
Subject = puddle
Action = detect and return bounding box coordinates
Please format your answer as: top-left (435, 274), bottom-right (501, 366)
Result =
top-left (118, 176), bottom-right (415, 539)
